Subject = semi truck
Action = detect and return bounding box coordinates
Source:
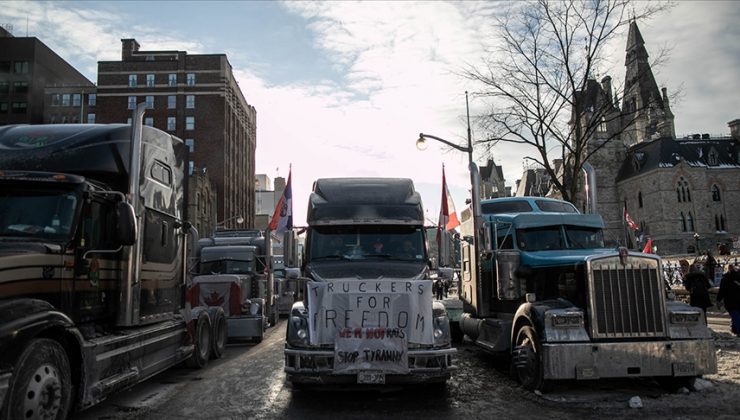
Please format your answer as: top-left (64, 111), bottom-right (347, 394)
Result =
top-left (283, 178), bottom-right (456, 387)
top-left (456, 195), bottom-right (717, 391)
top-left (190, 229), bottom-right (278, 342)
top-left (0, 107), bottom-right (221, 419)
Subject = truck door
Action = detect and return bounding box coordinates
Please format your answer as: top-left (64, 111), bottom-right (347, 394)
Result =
top-left (493, 222), bottom-right (522, 301)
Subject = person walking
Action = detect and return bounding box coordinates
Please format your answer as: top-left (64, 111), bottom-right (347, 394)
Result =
top-left (717, 264), bottom-right (740, 336)
top-left (683, 263), bottom-right (713, 323)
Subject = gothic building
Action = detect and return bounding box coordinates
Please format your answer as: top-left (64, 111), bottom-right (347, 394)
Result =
top-left (578, 21), bottom-right (739, 255)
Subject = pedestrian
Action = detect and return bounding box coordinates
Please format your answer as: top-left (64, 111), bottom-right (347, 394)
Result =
top-left (435, 279), bottom-right (444, 300)
top-left (443, 277), bottom-right (450, 298)
top-left (717, 264), bottom-right (740, 336)
top-left (704, 251), bottom-right (718, 286)
top-left (683, 263), bottom-right (713, 323)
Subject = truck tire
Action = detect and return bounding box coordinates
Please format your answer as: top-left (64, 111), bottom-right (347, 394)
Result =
top-left (655, 375), bottom-right (697, 392)
top-left (451, 322), bottom-right (464, 343)
top-left (186, 310), bottom-right (212, 369)
top-left (511, 325), bottom-right (551, 392)
top-left (3, 338), bottom-right (72, 420)
top-left (208, 306), bottom-right (227, 360)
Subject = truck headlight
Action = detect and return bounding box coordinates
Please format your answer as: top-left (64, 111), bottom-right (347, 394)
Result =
top-left (550, 311), bottom-right (584, 328)
top-left (249, 302), bottom-right (260, 315)
top-left (670, 311), bottom-right (701, 324)
top-left (433, 314), bottom-right (451, 346)
top-left (287, 313), bottom-right (309, 347)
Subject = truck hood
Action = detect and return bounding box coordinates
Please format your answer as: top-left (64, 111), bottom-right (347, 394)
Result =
top-left (305, 261), bottom-right (427, 281)
top-left (520, 248), bottom-right (617, 268)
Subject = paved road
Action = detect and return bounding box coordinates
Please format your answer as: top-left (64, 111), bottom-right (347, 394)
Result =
top-left (77, 316), bottom-right (736, 420)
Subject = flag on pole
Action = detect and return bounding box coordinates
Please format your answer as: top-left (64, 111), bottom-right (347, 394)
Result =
top-left (438, 166), bottom-right (460, 232)
top-left (268, 167), bottom-right (292, 234)
top-left (624, 206), bottom-right (639, 231)
top-left (642, 238), bottom-right (653, 254)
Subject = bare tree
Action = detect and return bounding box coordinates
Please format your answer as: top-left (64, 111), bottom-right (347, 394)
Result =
top-left (466, 0), bottom-right (670, 203)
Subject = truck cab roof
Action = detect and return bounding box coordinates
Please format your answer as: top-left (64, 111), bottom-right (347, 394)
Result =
top-left (481, 197), bottom-right (579, 215)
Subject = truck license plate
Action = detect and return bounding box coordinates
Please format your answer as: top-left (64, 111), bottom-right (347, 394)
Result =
top-left (357, 371), bottom-right (385, 384)
top-left (673, 362), bottom-right (696, 376)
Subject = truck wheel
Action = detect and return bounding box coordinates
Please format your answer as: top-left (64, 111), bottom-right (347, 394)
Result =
top-left (208, 307), bottom-right (227, 360)
top-left (511, 325), bottom-right (551, 392)
top-left (4, 338), bottom-right (72, 420)
top-left (186, 311), bottom-right (212, 368)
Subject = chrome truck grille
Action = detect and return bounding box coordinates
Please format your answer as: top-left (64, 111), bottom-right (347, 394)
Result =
top-left (587, 254), bottom-right (667, 340)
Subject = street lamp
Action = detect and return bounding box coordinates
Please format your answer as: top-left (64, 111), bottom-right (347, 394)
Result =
top-left (693, 232), bottom-right (700, 255)
top-left (217, 215), bottom-right (244, 228)
top-left (416, 91), bottom-right (487, 273)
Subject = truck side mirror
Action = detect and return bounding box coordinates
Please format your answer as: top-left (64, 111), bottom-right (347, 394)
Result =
top-left (116, 201), bottom-right (137, 246)
top-left (285, 267), bottom-right (301, 280)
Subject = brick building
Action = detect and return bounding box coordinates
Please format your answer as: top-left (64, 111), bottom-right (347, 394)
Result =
top-left (0, 27), bottom-right (94, 125)
top-left (96, 39), bottom-right (257, 229)
top-left (574, 21), bottom-right (740, 255)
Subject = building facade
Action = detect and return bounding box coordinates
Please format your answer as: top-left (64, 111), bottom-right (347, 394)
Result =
top-left (0, 27), bottom-right (94, 126)
top-left (479, 159), bottom-right (509, 199)
top-left (96, 39), bottom-right (257, 229)
top-left (577, 22), bottom-right (740, 255)
top-left (254, 175), bottom-right (285, 230)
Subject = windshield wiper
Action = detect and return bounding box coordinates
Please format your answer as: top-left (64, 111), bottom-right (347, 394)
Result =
top-left (312, 255), bottom-right (351, 261)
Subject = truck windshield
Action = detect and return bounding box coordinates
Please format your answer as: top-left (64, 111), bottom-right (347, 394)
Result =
top-left (516, 225), bottom-right (604, 251)
top-left (200, 260), bottom-right (254, 274)
top-left (0, 187), bottom-right (78, 240)
top-left (309, 226), bottom-right (426, 262)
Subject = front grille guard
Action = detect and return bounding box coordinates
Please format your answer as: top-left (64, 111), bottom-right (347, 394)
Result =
top-left (586, 254), bottom-right (668, 340)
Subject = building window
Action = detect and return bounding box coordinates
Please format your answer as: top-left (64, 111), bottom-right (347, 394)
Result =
top-left (185, 116), bottom-right (195, 130)
top-left (145, 117), bottom-right (154, 127)
top-left (11, 102), bottom-right (27, 114)
top-left (0, 61), bottom-right (10, 73)
top-left (597, 117), bottom-right (607, 133)
top-left (185, 138), bottom-right (194, 153)
top-left (186, 73), bottom-right (195, 86)
top-left (128, 96), bottom-right (137, 110)
top-left (186, 95), bottom-right (195, 109)
top-left (711, 185), bottom-right (721, 201)
top-left (72, 94), bottom-right (81, 107)
top-left (145, 95), bottom-right (154, 109)
top-left (88, 94), bottom-right (96, 107)
top-left (167, 117), bottom-right (176, 131)
top-left (14, 61), bottom-right (29, 74)
top-left (716, 215), bottom-right (721, 232)
top-left (0, 81), bottom-right (8, 93)
top-left (13, 81), bottom-right (29, 94)
top-left (127, 117), bottom-right (132, 125)
top-left (721, 215), bottom-right (726, 231)
top-left (676, 188), bottom-right (681, 202)
top-left (168, 74), bottom-right (177, 86)
top-left (687, 212), bottom-right (695, 232)
top-left (167, 95), bottom-right (176, 109)
top-left (0, 102), bottom-right (8, 112)
top-left (129, 74), bottom-right (138, 87)
top-left (638, 192), bottom-right (643, 208)
top-left (708, 150), bottom-right (718, 166)
top-left (51, 94), bottom-right (61, 106)
top-left (87, 113), bottom-right (96, 123)
top-left (62, 94), bottom-right (71, 107)
top-left (146, 74), bottom-right (155, 87)
top-left (188, 161), bottom-right (194, 175)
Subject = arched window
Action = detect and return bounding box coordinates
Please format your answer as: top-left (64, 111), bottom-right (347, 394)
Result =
top-left (688, 212), bottom-right (695, 232)
top-left (682, 186), bottom-right (687, 202)
top-left (721, 215), bottom-right (726, 231)
top-left (686, 186), bottom-right (691, 202)
top-left (716, 215), bottom-right (721, 231)
top-left (712, 185), bottom-right (721, 201)
top-left (638, 192), bottom-right (643, 208)
top-left (681, 212), bottom-right (687, 232)
top-left (676, 188), bottom-right (681, 202)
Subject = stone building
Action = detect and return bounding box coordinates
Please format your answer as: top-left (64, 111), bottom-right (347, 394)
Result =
top-left (479, 159), bottom-right (509, 198)
top-left (574, 21), bottom-right (740, 254)
top-left (0, 27), bottom-right (94, 125)
top-left (96, 39), bottom-right (257, 229)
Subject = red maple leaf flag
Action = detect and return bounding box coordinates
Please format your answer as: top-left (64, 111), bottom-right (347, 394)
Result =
top-left (624, 206), bottom-right (639, 231)
top-left (438, 166), bottom-right (460, 232)
top-left (268, 167), bottom-right (293, 234)
top-left (642, 238), bottom-right (653, 254)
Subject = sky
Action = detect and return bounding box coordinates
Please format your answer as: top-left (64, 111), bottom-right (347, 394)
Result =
top-left (2, 1), bottom-right (739, 226)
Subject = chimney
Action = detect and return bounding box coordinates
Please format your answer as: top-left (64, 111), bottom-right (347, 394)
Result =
top-left (729, 119), bottom-right (740, 139)
top-left (121, 38), bottom-right (140, 60)
top-left (601, 76), bottom-right (612, 105)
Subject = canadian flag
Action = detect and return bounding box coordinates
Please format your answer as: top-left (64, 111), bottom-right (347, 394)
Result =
top-left (642, 238), bottom-right (653, 254)
top-left (624, 206), bottom-right (638, 231)
top-left (268, 167), bottom-right (293, 234)
top-left (438, 166), bottom-right (460, 232)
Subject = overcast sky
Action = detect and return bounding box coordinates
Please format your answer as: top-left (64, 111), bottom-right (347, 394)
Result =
top-left (2, 1), bottom-right (739, 226)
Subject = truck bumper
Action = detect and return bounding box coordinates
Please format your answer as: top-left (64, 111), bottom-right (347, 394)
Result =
top-left (284, 347), bottom-right (457, 385)
top-left (542, 339), bottom-right (717, 380)
top-left (226, 316), bottom-right (264, 340)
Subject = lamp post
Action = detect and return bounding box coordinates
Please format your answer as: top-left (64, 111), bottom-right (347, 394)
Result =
top-left (417, 91), bottom-right (486, 288)
top-left (693, 232), bottom-right (700, 256)
top-left (217, 215), bottom-right (244, 229)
